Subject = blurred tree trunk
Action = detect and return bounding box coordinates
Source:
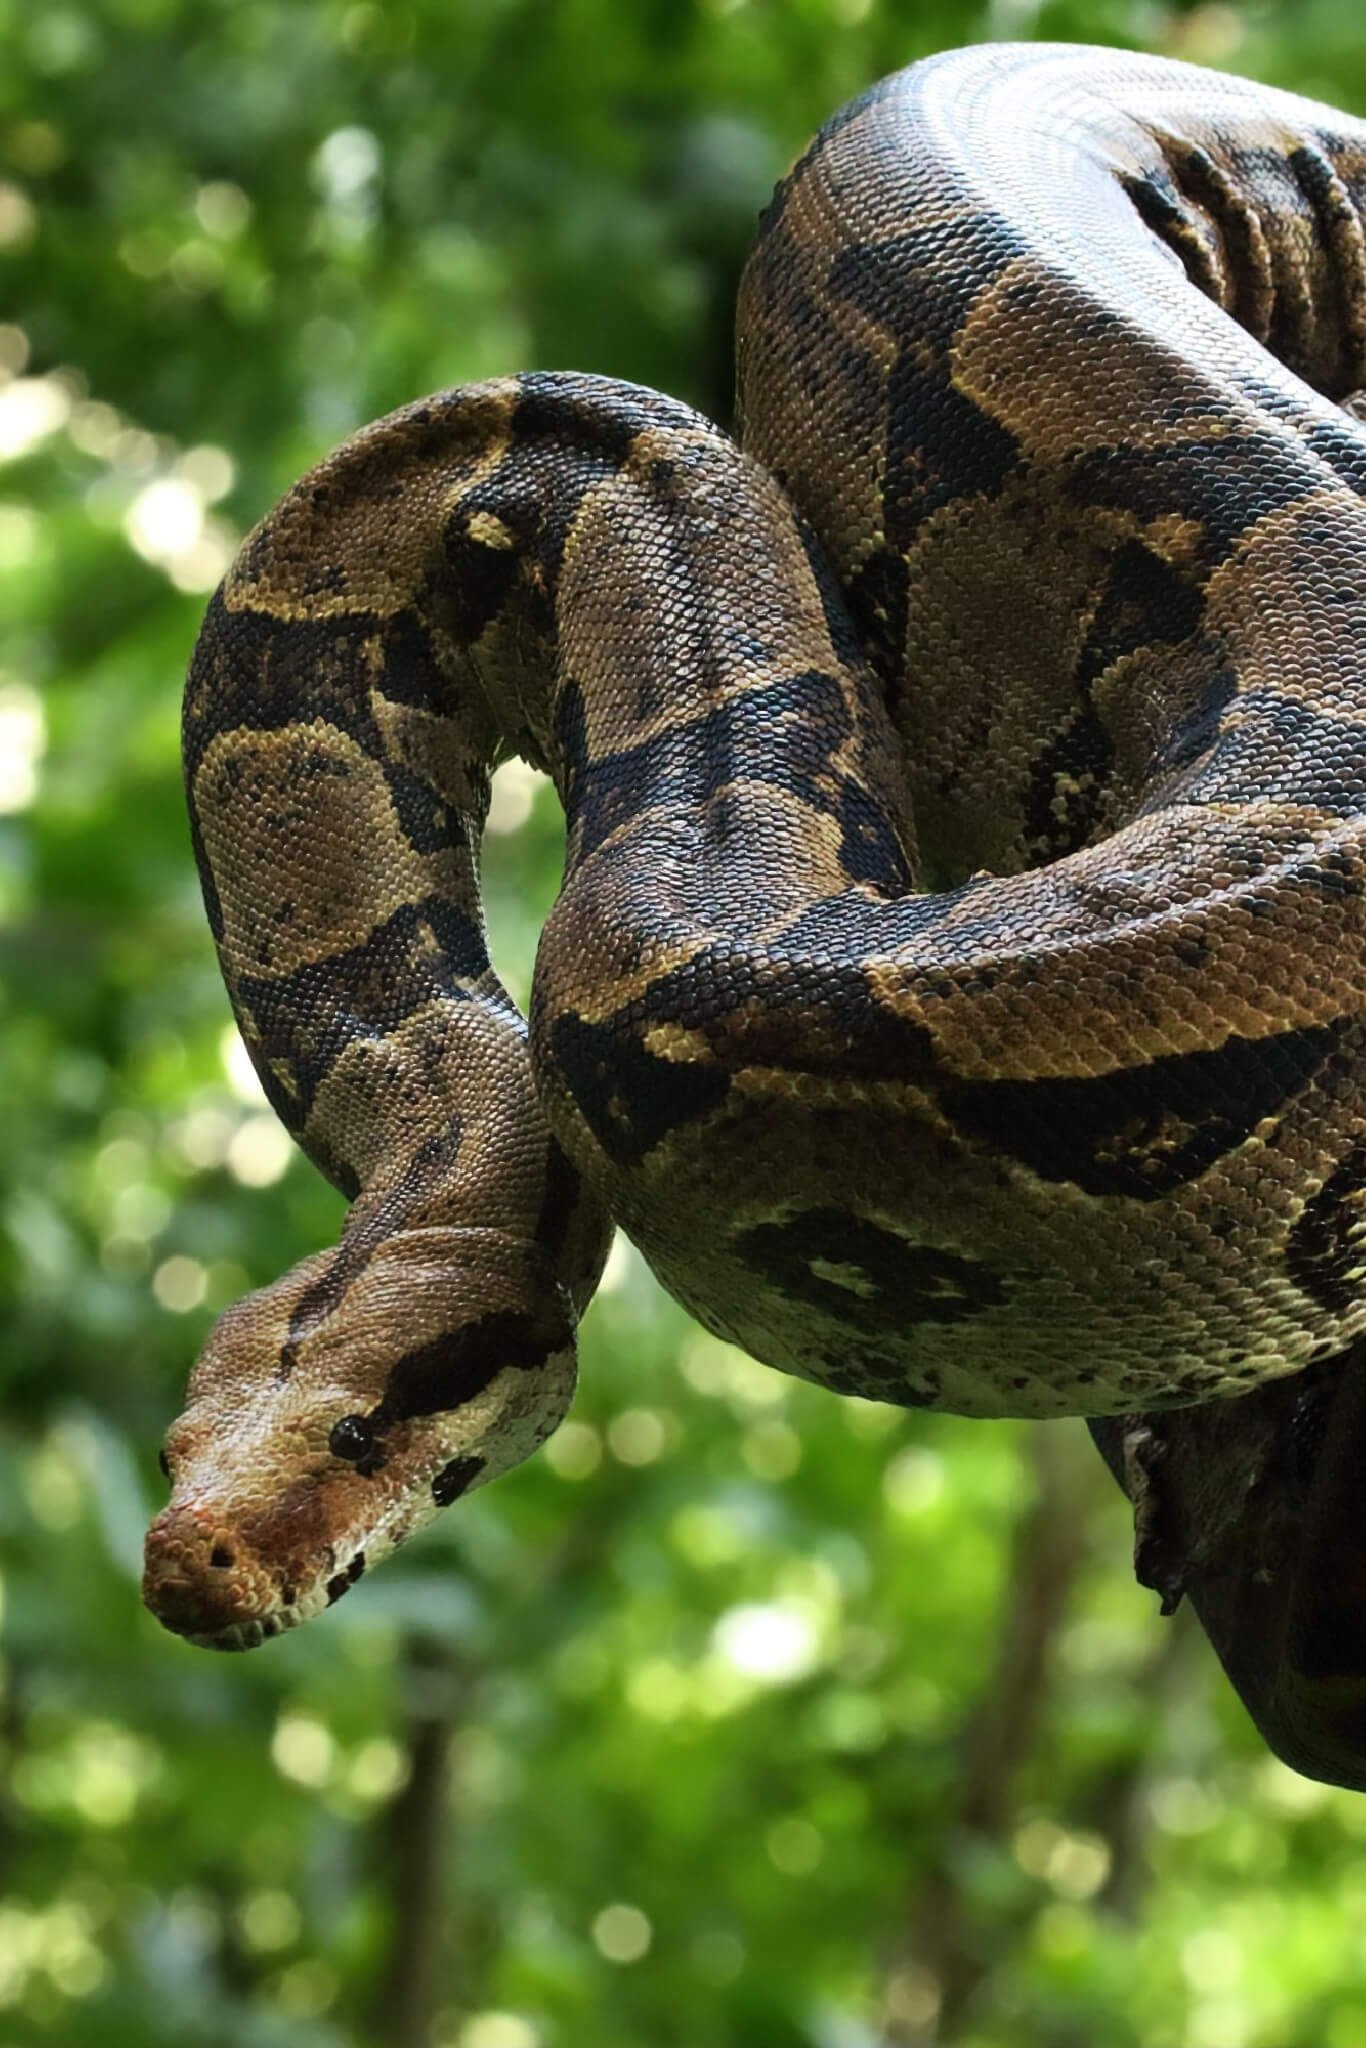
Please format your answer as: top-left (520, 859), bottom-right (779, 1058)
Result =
top-left (371, 1639), bottom-right (465, 2048)
top-left (879, 1422), bottom-right (1102, 2046)
top-left (1087, 1601), bottom-right (1201, 1922)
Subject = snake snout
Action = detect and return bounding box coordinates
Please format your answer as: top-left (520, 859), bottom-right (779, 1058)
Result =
top-left (142, 1501), bottom-right (287, 1649)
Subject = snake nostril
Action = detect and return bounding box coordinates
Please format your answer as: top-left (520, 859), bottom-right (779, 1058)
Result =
top-left (209, 1544), bottom-right (235, 1570)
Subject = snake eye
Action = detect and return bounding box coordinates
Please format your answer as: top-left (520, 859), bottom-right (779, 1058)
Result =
top-left (329, 1414), bottom-right (376, 1463)
top-left (158, 1448), bottom-right (171, 1482)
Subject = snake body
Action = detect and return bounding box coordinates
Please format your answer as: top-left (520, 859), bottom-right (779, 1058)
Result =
top-left (144, 44), bottom-right (1366, 1653)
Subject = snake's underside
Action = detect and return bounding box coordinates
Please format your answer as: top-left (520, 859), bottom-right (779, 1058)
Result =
top-left (145, 44), bottom-right (1366, 1746)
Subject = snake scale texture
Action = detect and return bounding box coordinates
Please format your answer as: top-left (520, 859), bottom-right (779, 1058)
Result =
top-left (144, 45), bottom-right (1366, 1671)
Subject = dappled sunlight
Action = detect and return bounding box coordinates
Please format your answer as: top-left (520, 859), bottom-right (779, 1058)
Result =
top-left (123, 472), bottom-right (235, 592)
top-left (0, 373), bottom-right (71, 460)
top-left (712, 1599), bottom-right (823, 1684)
top-left (486, 757), bottom-right (548, 838)
top-left (0, 679), bottom-right (46, 813)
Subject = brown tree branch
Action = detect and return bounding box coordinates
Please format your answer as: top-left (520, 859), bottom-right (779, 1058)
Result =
top-left (1089, 1331), bottom-right (1366, 1792)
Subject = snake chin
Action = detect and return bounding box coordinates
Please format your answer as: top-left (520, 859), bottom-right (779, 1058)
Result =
top-left (187, 1610), bottom-right (308, 1655)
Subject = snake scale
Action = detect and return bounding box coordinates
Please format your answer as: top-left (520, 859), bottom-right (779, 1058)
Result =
top-left (144, 46), bottom-right (1366, 1698)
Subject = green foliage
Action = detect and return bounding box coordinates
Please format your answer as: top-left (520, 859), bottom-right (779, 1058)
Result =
top-left (4, 1), bottom-right (1366, 2044)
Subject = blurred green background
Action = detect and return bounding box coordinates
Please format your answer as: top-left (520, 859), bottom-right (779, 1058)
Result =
top-left (5, 1), bottom-right (1366, 2044)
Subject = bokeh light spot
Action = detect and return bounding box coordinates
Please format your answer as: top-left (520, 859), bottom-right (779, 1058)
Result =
top-left (152, 1256), bottom-right (208, 1313)
top-left (712, 1601), bottom-right (820, 1683)
top-left (592, 1902), bottom-right (652, 1963)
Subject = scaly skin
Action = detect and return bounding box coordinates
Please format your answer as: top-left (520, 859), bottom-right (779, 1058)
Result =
top-left (146, 49), bottom-right (1366, 1669)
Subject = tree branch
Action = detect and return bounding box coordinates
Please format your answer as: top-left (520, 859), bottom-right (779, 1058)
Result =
top-left (1089, 1332), bottom-right (1366, 1792)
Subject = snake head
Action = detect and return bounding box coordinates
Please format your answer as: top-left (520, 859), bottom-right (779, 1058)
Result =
top-left (142, 1227), bottom-right (576, 1650)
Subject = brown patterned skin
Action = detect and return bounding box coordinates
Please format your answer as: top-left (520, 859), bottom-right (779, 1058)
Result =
top-left (145, 44), bottom-right (1366, 1654)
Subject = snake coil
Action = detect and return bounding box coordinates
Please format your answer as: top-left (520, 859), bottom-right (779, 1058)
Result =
top-left (144, 45), bottom-right (1366, 1668)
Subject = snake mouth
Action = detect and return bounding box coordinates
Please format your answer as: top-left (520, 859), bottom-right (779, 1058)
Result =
top-left (178, 1610), bottom-right (297, 1653)
top-left (143, 1551), bottom-right (342, 1651)
top-left (149, 1566), bottom-right (363, 1651)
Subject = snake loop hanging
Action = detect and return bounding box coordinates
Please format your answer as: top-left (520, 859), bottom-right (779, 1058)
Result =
top-left (144, 44), bottom-right (1366, 1657)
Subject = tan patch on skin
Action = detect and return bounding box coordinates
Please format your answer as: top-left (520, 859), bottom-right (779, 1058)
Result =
top-left (952, 257), bottom-right (1237, 459)
top-left (193, 722), bottom-right (450, 977)
top-left (1205, 491), bottom-right (1366, 716)
top-left (896, 474), bottom-right (1126, 873)
top-left (642, 1020), bottom-right (716, 1064)
top-left (224, 384), bottom-right (518, 623)
top-left (371, 691), bottom-right (492, 815)
top-left (1141, 511), bottom-right (1208, 574)
top-left (304, 1001), bottom-right (549, 1232)
top-left (466, 510), bottom-right (517, 550)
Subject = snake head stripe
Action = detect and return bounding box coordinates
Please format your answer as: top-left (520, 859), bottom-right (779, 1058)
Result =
top-left (142, 1228), bottom-right (575, 1649)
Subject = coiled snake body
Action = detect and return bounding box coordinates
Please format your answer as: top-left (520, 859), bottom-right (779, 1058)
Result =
top-left (145, 46), bottom-right (1366, 1665)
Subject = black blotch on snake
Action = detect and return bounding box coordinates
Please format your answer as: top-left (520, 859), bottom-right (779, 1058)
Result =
top-left (944, 1022), bottom-right (1344, 1198)
top-left (432, 1455), bottom-right (486, 1506)
top-left (737, 1208), bottom-right (1006, 1330)
top-left (1289, 1142), bottom-right (1366, 1314)
top-left (375, 1307), bottom-right (573, 1425)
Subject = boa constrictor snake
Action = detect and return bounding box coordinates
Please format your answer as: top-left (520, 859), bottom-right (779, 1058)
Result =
top-left (144, 43), bottom-right (1366, 1779)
